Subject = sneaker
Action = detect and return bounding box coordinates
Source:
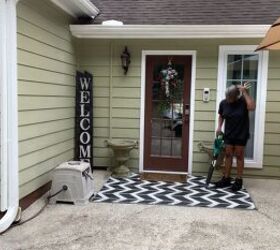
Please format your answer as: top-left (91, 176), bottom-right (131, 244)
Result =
top-left (215, 176), bottom-right (231, 188)
top-left (231, 178), bottom-right (243, 192)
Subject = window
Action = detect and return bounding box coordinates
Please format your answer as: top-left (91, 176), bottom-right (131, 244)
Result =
top-left (217, 46), bottom-right (269, 168)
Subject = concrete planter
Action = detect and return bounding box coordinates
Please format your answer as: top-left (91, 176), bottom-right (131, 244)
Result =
top-left (105, 139), bottom-right (137, 177)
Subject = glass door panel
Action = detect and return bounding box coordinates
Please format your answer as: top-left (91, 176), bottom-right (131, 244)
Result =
top-left (150, 63), bottom-right (184, 158)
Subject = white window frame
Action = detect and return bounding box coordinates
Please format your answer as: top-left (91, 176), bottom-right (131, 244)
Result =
top-left (216, 45), bottom-right (269, 169)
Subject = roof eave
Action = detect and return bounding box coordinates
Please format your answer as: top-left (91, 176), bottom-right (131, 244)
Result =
top-left (51, 0), bottom-right (99, 19)
top-left (70, 24), bottom-right (270, 39)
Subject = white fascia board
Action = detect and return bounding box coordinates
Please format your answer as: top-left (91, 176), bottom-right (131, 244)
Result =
top-left (70, 24), bottom-right (270, 39)
top-left (51, 0), bottom-right (99, 18)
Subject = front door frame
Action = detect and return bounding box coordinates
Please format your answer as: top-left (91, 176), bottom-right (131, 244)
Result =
top-left (139, 50), bottom-right (197, 175)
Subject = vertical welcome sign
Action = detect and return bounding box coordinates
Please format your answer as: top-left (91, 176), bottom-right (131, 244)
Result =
top-left (75, 71), bottom-right (93, 170)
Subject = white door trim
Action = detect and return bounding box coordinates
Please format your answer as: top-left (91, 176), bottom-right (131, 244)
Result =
top-left (139, 50), bottom-right (197, 175)
top-left (216, 45), bottom-right (269, 169)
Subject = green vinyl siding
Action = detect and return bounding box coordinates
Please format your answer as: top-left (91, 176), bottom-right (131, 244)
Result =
top-left (77, 39), bottom-right (280, 178)
top-left (262, 51), bottom-right (280, 177)
top-left (17, 0), bottom-right (76, 199)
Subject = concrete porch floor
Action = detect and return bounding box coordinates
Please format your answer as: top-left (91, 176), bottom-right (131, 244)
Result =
top-left (1, 170), bottom-right (280, 250)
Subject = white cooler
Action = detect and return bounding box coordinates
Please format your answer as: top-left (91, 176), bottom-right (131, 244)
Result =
top-left (49, 161), bottom-right (94, 205)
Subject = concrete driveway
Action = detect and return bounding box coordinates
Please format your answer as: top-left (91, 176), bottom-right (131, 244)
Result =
top-left (1, 170), bottom-right (280, 250)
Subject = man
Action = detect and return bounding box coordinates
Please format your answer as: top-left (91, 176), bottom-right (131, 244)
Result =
top-left (215, 83), bottom-right (255, 191)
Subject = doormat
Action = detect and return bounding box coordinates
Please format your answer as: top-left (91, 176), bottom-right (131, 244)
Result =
top-left (140, 172), bottom-right (187, 182)
top-left (90, 174), bottom-right (256, 210)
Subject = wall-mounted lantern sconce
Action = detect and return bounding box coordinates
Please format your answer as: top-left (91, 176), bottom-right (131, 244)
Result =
top-left (121, 46), bottom-right (131, 75)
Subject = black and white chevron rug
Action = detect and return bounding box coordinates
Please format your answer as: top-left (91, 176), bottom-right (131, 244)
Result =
top-left (91, 174), bottom-right (256, 210)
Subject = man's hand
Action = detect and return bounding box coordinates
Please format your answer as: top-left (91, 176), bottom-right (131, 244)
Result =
top-left (238, 82), bottom-right (252, 94)
top-left (216, 128), bottom-right (222, 137)
top-left (238, 82), bottom-right (256, 111)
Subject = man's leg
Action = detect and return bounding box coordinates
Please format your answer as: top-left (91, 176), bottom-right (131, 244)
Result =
top-left (215, 145), bottom-right (233, 188)
top-left (234, 146), bottom-right (245, 178)
top-left (232, 145), bottom-right (245, 191)
top-left (224, 145), bottom-right (234, 178)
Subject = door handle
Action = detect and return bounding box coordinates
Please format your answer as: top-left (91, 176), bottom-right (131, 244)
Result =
top-left (185, 104), bottom-right (190, 123)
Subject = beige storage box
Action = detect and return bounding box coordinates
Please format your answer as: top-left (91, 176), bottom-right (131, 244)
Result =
top-left (49, 161), bottom-right (94, 205)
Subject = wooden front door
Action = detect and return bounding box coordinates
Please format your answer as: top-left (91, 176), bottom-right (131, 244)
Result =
top-left (144, 55), bottom-right (192, 172)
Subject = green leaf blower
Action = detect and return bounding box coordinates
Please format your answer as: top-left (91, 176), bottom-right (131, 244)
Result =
top-left (206, 132), bottom-right (225, 186)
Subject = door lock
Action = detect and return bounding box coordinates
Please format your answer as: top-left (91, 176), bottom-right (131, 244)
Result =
top-left (185, 104), bottom-right (190, 122)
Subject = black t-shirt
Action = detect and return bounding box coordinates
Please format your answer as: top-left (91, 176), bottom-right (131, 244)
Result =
top-left (218, 97), bottom-right (249, 142)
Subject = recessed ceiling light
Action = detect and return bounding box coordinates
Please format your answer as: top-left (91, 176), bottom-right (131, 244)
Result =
top-left (102, 20), bottom-right (124, 26)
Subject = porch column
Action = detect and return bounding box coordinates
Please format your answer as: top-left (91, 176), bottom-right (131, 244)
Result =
top-left (0, 0), bottom-right (19, 233)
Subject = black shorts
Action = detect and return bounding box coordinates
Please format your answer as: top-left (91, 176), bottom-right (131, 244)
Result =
top-left (224, 138), bottom-right (248, 146)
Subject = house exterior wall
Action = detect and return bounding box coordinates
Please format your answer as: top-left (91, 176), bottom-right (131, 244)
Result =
top-left (76, 38), bottom-right (280, 178)
top-left (17, 0), bottom-right (76, 199)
